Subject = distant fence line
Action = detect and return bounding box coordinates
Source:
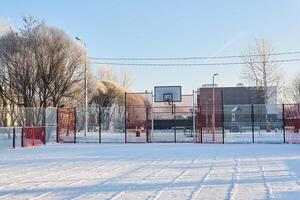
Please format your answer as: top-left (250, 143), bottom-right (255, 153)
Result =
top-left (0, 103), bottom-right (299, 149)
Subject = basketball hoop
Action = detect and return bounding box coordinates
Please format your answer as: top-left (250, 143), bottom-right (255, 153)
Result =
top-left (166, 98), bottom-right (172, 106)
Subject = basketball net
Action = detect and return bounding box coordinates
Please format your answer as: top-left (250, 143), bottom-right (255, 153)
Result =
top-left (166, 98), bottom-right (172, 106)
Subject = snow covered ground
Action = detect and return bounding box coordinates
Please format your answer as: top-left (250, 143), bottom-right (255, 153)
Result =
top-left (1, 144), bottom-right (300, 199)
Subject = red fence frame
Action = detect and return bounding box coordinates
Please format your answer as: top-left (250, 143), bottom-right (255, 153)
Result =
top-left (57, 107), bottom-right (76, 143)
top-left (284, 104), bottom-right (300, 143)
top-left (22, 126), bottom-right (46, 147)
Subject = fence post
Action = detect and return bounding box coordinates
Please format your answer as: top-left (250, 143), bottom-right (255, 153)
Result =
top-left (74, 108), bottom-right (76, 144)
top-left (43, 126), bottom-right (46, 145)
top-left (146, 106), bottom-right (149, 143)
top-left (32, 126), bottom-right (35, 146)
top-left (124, 92), bottom-right (127, 143)
top-left (251, 104), bottom-right (255, 143)
top-left (221, 90), bottom-right (225, 144)
top-left (43, 108), bottom-right (46, 145)
top-left (21, 127), bottom-right (24, 147)
top-left (151, 92), bottom-right (154, 142)
top-left (192, 90), bottom-right (196, 143)
top-left (99, 106), bottom-right (102, 143)
top-left (200, 105), bottom-right (203, 143)
top-left (174, 104), bottom-right (176, 143)
top-left (282, 104), bottom-right (286, 143)
top-left (13, 127), bottom-right (16, 149)
top-left (56, 108), bottom-right (59, 143)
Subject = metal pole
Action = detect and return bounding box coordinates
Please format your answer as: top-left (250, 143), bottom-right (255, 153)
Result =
top-left (174, 104), bottom-right (176, 143)
top-left (124, 92), bottom-right (127, 143)
top-left (151, 91), bottom-right (154, 141)
top-left (251, 104), bottom-right (255, 143)
top-left (75, 37), bottom-right (88, 138)
top-left (13, 127), bottom-right (15, 149)
top-left (146, 106), bottom-right (149, 143)
top-left (21, 127), bottom-right (24, 147)
top-left (200, 105), bottom-right (203, 143)
top-left (85, 60), bottom-right (88, 137)
top-left (212, 74), bottom-right (215, 143)
top-left (221, 90), bottom-right (225, 144)
top-left (74, 108), bottom-right (77, 144)
top-left (56, 108), bottom-right (59, 143)
top-left (99, 106), bottom-right (102, 143)
top-left (282, 104), bottom-right (286, 143)
top-left (192, 90), bottom-right (196, 142)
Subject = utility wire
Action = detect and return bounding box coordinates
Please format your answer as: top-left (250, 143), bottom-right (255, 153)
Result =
top-left (89, 51), bottom-right (300, 61)
top-left (91, 58), bottom-right (300, 67)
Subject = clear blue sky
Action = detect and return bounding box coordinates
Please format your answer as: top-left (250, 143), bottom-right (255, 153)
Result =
top-left (1, 0), bottom-right (300, 93)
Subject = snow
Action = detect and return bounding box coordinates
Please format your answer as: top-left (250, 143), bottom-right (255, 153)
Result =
top-left (1, 143), bottom-right (300, 199)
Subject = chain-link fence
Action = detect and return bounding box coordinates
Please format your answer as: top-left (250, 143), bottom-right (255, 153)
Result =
top-left (0, 103), bottom-right (300, 149)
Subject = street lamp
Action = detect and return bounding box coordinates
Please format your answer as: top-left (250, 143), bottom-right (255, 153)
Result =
top-left (212, 73), bottom-right (219, 142)
top-left (76, 37), bottom-right (88, 137)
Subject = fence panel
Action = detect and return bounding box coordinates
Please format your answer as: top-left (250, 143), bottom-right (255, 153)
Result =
top-left (100, 106), bottom-right (125, 143)
top-left (125, 92), bottom-right (152, 143)
top-left (45, 107), bottom-right (57, 143)
top-left (0, 127), bottom-right (14, 149)
top-left (22, 126), bottom-right (46, 147)
top-left (57, 107), bottom-right (76, 143)
top-left (76, 107), bottom-right (100, 143)
top-left (152, 106), bottom-right (175, 142)
top-left (174, 106), bottom-right (194, 143)
top-left (253, 104), bottom-right (284, 143)
top-left (223, 105), bottom-right (253, 143)
top-left (196, 105), bottom-right (223, 143)
top-left (285, 104), bottom-right (300, 143)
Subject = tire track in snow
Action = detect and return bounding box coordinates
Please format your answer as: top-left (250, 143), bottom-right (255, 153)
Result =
top-left (148, 154), bottom-right (203, 200)
top-left (0, 161), bottom-right (85, 198)
top-left (226, 156), bottom-right (240, 200)
top-left (30, 160), bottom-right (139, 200)
top-left (108, 159), bottom-right (166, 199)
top-left (142, 159), bottom-right (176, 183)
top-left (189, 155), bottom-right (217, 200)
top-left (70, 159), bottom-right (158, 200)
top-left (256, 158), bottom-right (274, 200)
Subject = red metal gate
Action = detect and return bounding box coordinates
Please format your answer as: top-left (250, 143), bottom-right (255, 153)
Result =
top-left (57, 107), bottom-right (76, 143)
top-left (22, 127), bottom-right (46, 147)
top-left (196, 90), bottom-right (224, 143)
top-left (285, 104), bottom-right (300, 143)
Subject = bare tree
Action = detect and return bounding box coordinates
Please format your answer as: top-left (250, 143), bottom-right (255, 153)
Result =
top-left (291, 72), bottom-right (300, 103)
top-left (119, 70), bottom-right (133, 89)
top-left (241, 37), bottom-right (284, 103)
top-left (0, 17), bottom-right (86, 108)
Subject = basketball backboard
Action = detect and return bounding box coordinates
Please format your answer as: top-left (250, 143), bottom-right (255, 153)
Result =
top-left (154, 86), bottom-right (182, 102)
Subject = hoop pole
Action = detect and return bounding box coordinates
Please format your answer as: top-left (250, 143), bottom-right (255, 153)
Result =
top-left (174, 104), bottom-right (176, 143)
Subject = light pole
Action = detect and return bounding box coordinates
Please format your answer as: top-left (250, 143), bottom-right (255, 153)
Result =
top-left (76, 37), bottom-right (88, 137)
top-left (212, 73), bottom-right (219, 142)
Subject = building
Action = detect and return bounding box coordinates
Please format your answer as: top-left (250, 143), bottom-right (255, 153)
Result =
top-left (196, 85), bottom-right (280, 131)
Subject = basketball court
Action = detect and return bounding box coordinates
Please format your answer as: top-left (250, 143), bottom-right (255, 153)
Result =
top-left (1, 143), bottom-right (300, 199)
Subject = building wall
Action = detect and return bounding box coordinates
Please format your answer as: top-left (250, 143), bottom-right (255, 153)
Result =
top-left (198, 86), bottom-right (266, 105)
